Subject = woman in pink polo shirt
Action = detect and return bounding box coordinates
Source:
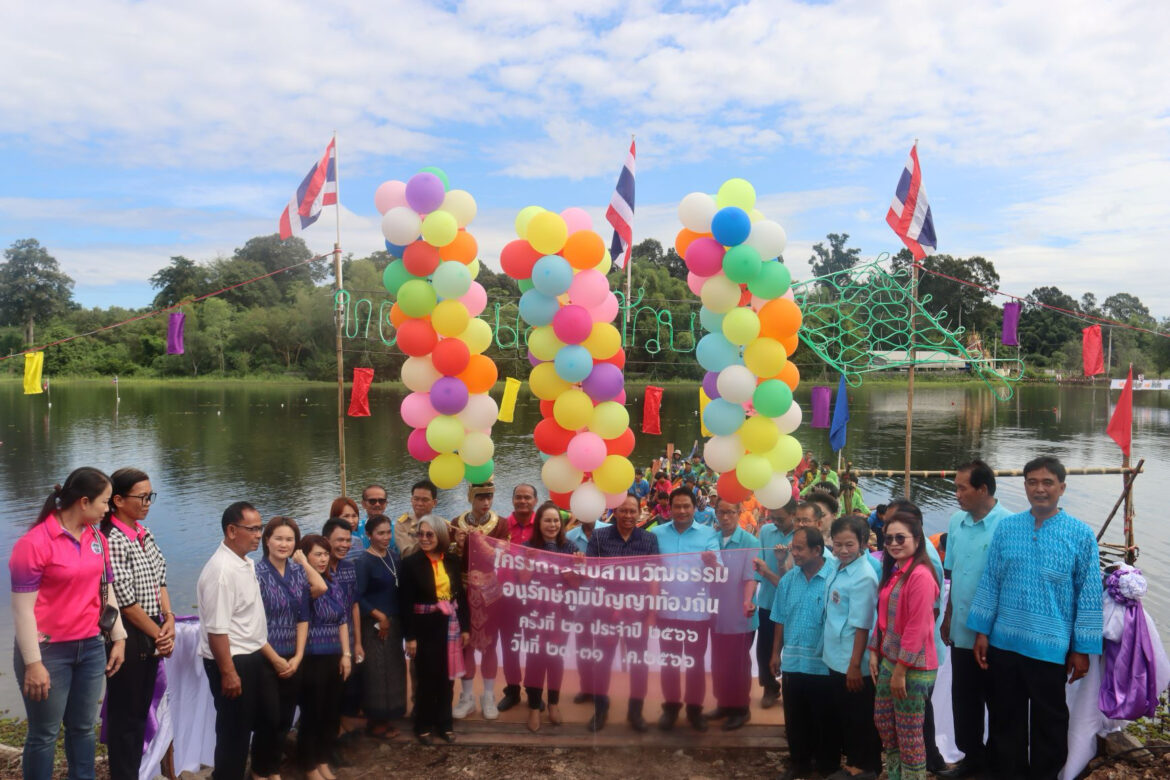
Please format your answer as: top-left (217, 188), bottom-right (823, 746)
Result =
top-left (9, 467), bottom-right (127, 780)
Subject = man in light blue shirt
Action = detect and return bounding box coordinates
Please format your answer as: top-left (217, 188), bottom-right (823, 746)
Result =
top-left (753, 500), bottom-right (797, 708)
top-left (937, 460), bottom-right (1012, 779)
top-left (566, 515), bottom-right (609, 554)
top-left (706, 499), bottom-right (760, 731)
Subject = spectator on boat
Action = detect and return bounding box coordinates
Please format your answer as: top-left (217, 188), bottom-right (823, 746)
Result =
top-left (693, 489), bottom-right (716, 527)
top-left (322, 517), bottom-right (364, 739)
top-left (653, 470), bottom-right (673, 496)
top-left (769, 526), bottom-right (837, 780)
top-left (496, 483), bottom-right (540, 714)
top-left (297, 534), bottom-right (352, 780)
top-left (691, 454), bottom-right (709, 480)
top-left (10, 468), bottom-right (125, 780)
top-left (394, 479), bottom-right (444, 558)
top-left (584, 493), bottom-right (659, 732)
top-left (197, 501), bottom-right (278, 780)
top-left (800, 459), bottom-right (820, 490)
top-left (631, 468), bottom-right (651, 501)
top-left (867, 503), bottom-right (889, 549)
top-left (869, 508), bottom-right (941, 780)
top-left (253, 516), bottom-right (325, 779)
top-left (937, 459), bottom-right (1012, 779)
top-left (707, 499), bottom-right (760, 731)
top-left (646, 490), bottom-right (671, 528)
top-left (967, 456), bottom-right (1103, 779)
top-left (652, 487), bottom-right (720, 732)
top-left (738, 492), bottom-right (763, 534)
top-left (401, 515), bottom-right (469, 745)
top-left (449, 481), bottom-right (506, 720)
top-left (841, 473), bottom-right (870, 514)
top-left (824, 514), bottom-right (883, 780)
top-left (100, 468), bottom-right (174, 780)
top-left (753, 499), bottom-right (798, 709)
top-left (355, 514), bottom-right (406, 740)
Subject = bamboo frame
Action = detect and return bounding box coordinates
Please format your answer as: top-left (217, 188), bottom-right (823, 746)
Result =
top-left (849, 467), bottom-right (1142, 478)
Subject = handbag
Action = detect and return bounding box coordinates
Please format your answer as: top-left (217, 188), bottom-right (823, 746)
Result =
top-left (95, 537), bottom-right (120, 641)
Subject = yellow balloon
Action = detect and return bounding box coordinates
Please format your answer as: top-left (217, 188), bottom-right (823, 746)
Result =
top-left (529, 361), bottom-right (570, 401)
top-left (429, 453), bottom-right (465, 489)
top-left (735, 454), bottom-right (772, 490)
top-left (528, 325), bottom-right (564, 362)
top-left (716, 177), bottom-right (757, 211)
top-left (743, 337), bottom-right (787, 378)
top-left (526, 211), bottom-right (569, 255)
top-left (441, 189), bottom-right (477, 228)
top-left (425, 415), bottom-right (465, 454)
top-left (588, 401), bottom-right (629, 439)
top-left (431, 299), bottom-right (470, 337)
top-left (421, 210), bottom-right (458, 248)
top-left (458, 318), bottom-right (492, 354)
top-left (459, 431), bottom-right (494, 466)
top-left (467, 258), bottom-right (480, 279)
top-left (594, 249), bottom-right (612, 275)
top-left (765, 435), bottom-right (804, 473)
top-left (593, 455), bottom-right (635, 495)
top-left (515, 205), bottom-right (545, 238)
top-left (553, 388), bottom-right (594, 431)
top-left (739, 414), bottom-right (780, 454)
top-left (583, 322), bottom-right (621, 360)
top-left (722, 307), bottom-right (761, 346)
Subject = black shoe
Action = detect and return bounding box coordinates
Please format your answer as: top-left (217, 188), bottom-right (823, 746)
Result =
top-left (935, 758), bottom-right (983, 778)
top-left (685, 705), bottom-right (707, 732)
top-left (760, 688), bottom-right (780, 709)
top-left (416, 733), bottom-right (434, 746)
top-left (328, 749), bottom-right (351, 768)
top-left (703, 706), bottom-right (730, 720)
top-left (722, 710), bottom-right (750, 731)
top-left (498, 686), bottom-right (522, 712)
top-left (657, 705), bottom-right (681, 731)
top-left (927, 753), bottom-right (948, 773)
top-left (587, 709), bottom-right (608, 733)
top-left (573, 692), bottom-right (594, 705)
top-left (627, 700), bottom-right (649, 733)
top-left (437, 731), bottom-right (456, 744)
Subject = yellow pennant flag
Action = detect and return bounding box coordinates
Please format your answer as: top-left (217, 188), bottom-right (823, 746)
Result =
top-left (23, 352), bottom-right (45, 395)
top-left (497, 377), bottom-right (522, 423)
top-left (698, 386), bottom-right (712, 437)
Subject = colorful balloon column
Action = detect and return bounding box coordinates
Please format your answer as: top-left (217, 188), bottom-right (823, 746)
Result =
top-left (375, 169), bottom-right (499, 490)
top-left (501, 206), bottom-right (635, 520)
top-left (677, 178), bottom-right (805, 509)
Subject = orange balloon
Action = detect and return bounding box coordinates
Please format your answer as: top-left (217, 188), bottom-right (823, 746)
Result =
top-left (562, 230), bottom-right (606, 270)
top-left (458, 353), bottom-right (498, 394)
top-left (438, 229), bottom-right (478, 264)
top-left (675, 228), bottom-right (709, 258)
top-left (389, 302), bottom-right (408, 327)
top-left (781, 332), bottom-right (800, 356)
top-left (773, 298), bottom-right (803, 337)
top-left (776, 360), bottom-right (800, 391)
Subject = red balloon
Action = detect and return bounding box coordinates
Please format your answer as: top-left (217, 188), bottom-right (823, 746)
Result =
top-left (598, 349), bottom-right (626, 370)
top-left (396, 318), bottom-right (437, 357)
top-left (539, 400), bottom-right (555, 418)
top-left (431, 338), bottom-right (470, 376)
top-left (605, 428), bottom-right (636, 457)
top-left (738, 286), bottom-right (753, 306)
top-left (534, 418), bottom-right (575, 455)
top-left (717, 471), bottom-right (752, 504)
top-left (402, 241), bottom-right (441, 277)
top-left (549, 490), bottom-right (572, 510)
top-left (500, 239), bottom-right (542, 280)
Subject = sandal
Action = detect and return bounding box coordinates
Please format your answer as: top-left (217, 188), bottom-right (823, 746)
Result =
top-left (366, 724), bottom-right (398, 741)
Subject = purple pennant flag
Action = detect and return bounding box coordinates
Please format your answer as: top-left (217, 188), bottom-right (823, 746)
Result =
top-left (1001, 301), bottom-right (1021, 346)
top-left (167, 312), bottom-right (185, 354)
top-left (811, 385), bottom-right (832, 428)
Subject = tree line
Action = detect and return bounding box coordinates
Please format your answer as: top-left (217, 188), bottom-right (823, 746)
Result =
top-left (1, 235), bottom-right (1168, 381)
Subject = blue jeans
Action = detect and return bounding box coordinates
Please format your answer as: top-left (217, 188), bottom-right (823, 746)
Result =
top-left (14, 636), bottom-right (107, 780)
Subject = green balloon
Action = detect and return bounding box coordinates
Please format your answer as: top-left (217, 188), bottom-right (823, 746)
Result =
top-left (722, 244), bottom-right (763, 284)
top-left (747, 260), bottom-right (792, 299)
top-left (382, 260), bottom-right (415, 296)
top-left (753, 379), bottom-right (793, 418)
top-left (464, 459), bottom-right (494, 484)
top-left (397, 279), bottom-right (437, 317)
top-left (517, 278), bottom-right (535, 293)
top-left (418, 166), bottom-right (450, 191)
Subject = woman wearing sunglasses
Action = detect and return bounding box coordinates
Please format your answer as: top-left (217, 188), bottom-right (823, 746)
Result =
top-left (867, 508), bottom-right (941, 780)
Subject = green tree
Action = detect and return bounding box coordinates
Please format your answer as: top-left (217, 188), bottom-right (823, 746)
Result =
top-left (149, 256), bottom-right (212, 308)
top-left (199, 297), bottom-right (234, 373)
top-left (807, 233), bottom-right (861, 295)
top-left (891, 250), bottom-right (1001, 336)
top-left (233, 235), bottom-right (325, 302)
top-left (0, 238), bottom-right (75, 344)
top-left (1018, 286), bottom-right (1082, 362)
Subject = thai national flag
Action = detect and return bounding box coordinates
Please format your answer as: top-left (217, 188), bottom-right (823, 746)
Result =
top-left (886, 144), bottom-right (936, 260)
top-left (278, 138), bottom-right (338, 240)
top-left (606, 139), bottom-right (636, 269)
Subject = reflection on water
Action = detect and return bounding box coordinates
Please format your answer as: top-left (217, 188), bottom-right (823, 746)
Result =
top-left (2, 380), bottom-right (1167, 709)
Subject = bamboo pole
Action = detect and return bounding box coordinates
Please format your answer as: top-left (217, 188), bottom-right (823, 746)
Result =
top-left (903, 257), bottom-right (917, 498)
top-left (332, 131), bottom-right (348, 497)
top-left (624, 134), bottom-right (635, 336)
top-left (1097, 458), bottom-right (1143, 542)
top-left (850, 466), bottom-right (1143, 479)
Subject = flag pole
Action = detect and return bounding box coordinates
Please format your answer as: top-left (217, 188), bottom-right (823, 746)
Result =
top-left (331, 130), bottom-right (348, 497)
top-left (902, 139), bottom-right (919, 499)
top-left (624, 134), bottom-right (635, 333)
top-left (1123, 362), bottom-right (1135, 563)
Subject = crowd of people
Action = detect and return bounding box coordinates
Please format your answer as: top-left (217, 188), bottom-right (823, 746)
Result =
top-left (8, 453), bottom-right (1104, 780)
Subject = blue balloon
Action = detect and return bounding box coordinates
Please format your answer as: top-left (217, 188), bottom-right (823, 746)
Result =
top-left (699, 306), bottom-right (725, 334)
top-left (518, 289), bottom-right (559, 326)
top-left (384, 239), bottom-right (408, 258)
top-left (710, 207), bottom-right (752, 247)
top-left (703, 398), bottom-right (746, 436)
top-left (696, 333), bottom-right (740, 372)
top-left (531, 254), bottom-right (574, 296)
top-left (554, 345), bottom-right (593, 383)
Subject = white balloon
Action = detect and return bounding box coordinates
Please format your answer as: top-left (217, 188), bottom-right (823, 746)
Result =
top-left (542, 454), bottom-right (584, 493)
top-left (704, 434), bottom-right (745, 473)
top-left (716, 365), bottom-right (755, 405)
top-left (460, 432), bottom-right (495, 466)
top-left (700, 274), bottom-right (742, 314)
top-left (678, 192), bottom-right (717, 233)
top-left (773, 402), bottom-right (803, 434)
top-left (441, 189), bottom-right (477, 228)
top-left (401, 356), bottom-right (440, 393)
top-left (755, 474), bottom-right (792, 509)
top-left (744, 219), bottom-right (788, 260)
top-left (457, 394), bottom-right (499, 430)
top-left (382, 206), bottom-right (422, 246)
top-left (570, 482), bottom-right (607, 523)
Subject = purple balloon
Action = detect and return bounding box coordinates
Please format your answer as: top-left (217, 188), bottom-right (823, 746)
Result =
top-left (528, 351), bottom-right (542, 367)
top-left (405, 172), bottom-right (446, 214)
top-left (430, 376), bottom-right (469, 415)
top-left (702, 370), bottom-right (721, 400)
top-left (582, 362), bottom-right (624, 401)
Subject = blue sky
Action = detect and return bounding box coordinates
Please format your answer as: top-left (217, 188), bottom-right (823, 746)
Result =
top-left (3, 0), bottom-right (1170, 319)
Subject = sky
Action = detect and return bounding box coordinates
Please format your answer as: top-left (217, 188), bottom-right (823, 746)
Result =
top-left (3, 0), bottom-right (1170, 321)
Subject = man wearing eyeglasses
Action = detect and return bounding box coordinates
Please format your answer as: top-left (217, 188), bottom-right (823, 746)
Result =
top-left (395, 480), bottom-right (446, 558)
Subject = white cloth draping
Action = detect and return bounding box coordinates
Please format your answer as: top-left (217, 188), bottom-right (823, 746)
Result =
top-left (161, 619), bottom-right (216, 775)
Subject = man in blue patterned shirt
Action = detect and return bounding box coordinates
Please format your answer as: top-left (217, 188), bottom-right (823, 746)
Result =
top-left (967, 456), bottom-right (1103, 780)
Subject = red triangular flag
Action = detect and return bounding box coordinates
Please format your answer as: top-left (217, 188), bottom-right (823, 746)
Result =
top-left (348, 368), bottom-right (374, 417)
top-left (1107, 367), bottom-right (1133, 456)
top-left (1082, 325), bottom-right (1104, 376)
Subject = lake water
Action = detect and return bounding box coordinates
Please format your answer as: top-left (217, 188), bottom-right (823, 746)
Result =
top-left (2, 379), bottom-right (1167, 711)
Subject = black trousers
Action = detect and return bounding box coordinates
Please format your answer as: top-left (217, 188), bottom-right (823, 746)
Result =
top-left (828, 670), bottom-right (882, 772)
top-left (413, 612), bottom-right (455, 736)
top-left (297, 654), bottom-right (343, 770)
top-left (781, 671), bottom-right (838, 775)
top-left (106, 623), bottom-right (161, 780)
top-left (987, 647), bottom-right (1069, 780)
top-left (951, 646), bottom-right (990, 764)
top-left (203, 651), bottom-right (276, 780)
top-left (924, 684), bottom-right (946, 767)
top-left (250, 655), bottom-right (301, 776)
top-left (756, 608), bottom-right (780, 694)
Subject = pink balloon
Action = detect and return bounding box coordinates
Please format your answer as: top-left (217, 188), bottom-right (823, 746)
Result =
top-left (374, 180), bottom-right (407, 215)
top-left (553, 304), bottom-right (593, 344)
top-left (407, 427), bottom-right (439, 462)
top-left (685, 237), bottom-right (725, 276)
top-left (560, 207), bottom-right (593, 234)
top-left (460, 282), bottom-right (487, 316)
top-left (687, 271), bottom-right (708, 296)
top-left (604, 490), bottom-right (627, 509)
top-left (782, 288), bottom-right (796, 302)
top-left (589, 292), bottom-right (619, 323)
top-left (400, 392), bottom-right (438, 428)
top-left (614, 389), bottom-right (627, 405)
top-left (568, 269), bottom-right (608, 308)
top-left (566, 431), bottom-right (607, 472)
